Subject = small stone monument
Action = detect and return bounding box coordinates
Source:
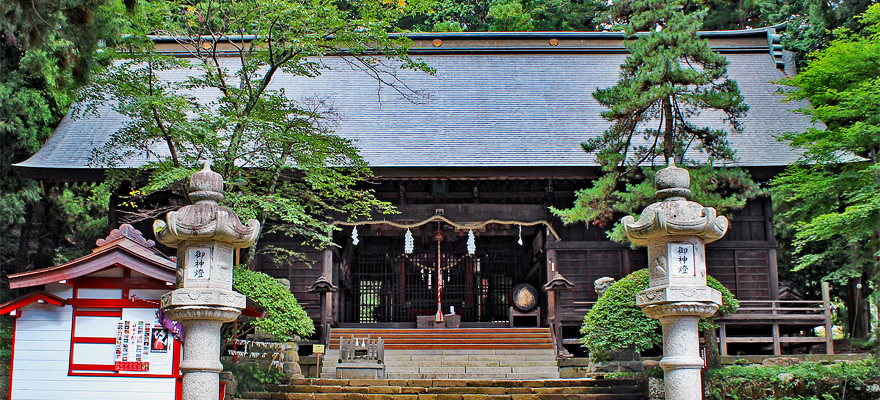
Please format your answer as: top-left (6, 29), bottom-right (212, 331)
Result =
top-left (155, 162), bottom-right (261, 400)
top-left (593, 277), bottom-right (616, 297)
top-left (621, 159), bottom-right (727, 400)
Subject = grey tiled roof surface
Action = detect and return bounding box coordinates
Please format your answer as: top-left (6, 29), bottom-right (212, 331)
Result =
top-left (17, 51), bottom-right (813, 172)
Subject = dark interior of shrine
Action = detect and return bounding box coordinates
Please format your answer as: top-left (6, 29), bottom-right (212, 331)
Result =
top-left (339, 224), bottom-right (545, 327)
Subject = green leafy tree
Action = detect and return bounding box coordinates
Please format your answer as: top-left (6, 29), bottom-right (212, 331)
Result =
top-left (0, 1), bottom-right (123, 276)
top-left (487, 0), bottom-right (535, 31)
top-left (79, 0), bottom-right (435, 263)
top-left (552, 0), bottom-right (757, 240)
top-left (582, 269), bottom-right (738, 358)
top-left (781, 0), bottom-right (878, 68)
top-left (772, 4), bottom-right (880, 342)
top-left (398, 0), bottom-right (605, 32)
top-left (232, 266), bottom-right (314, 340)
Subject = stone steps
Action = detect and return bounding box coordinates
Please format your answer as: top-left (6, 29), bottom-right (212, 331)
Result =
top-left (329, 328), bottom-right (554, 350)
top-left (322, 348), bottom-right (560, 380)
top-left (242, 378), bottom-right (644, 400)
top-left (323, 328), bottom-right (560, 380)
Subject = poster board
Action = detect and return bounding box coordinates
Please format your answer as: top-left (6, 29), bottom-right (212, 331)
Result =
top-left (116, 308), bottom-right (175, 375)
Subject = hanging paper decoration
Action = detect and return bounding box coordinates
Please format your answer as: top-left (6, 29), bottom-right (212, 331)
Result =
top-left (467, 230), bottom-right (476, 255)
top-left (352, 226), bottom-right (359, 245)
top-left (404, 229), bottom-right (414, 254)
top-left (517, 225), bottom-right (523, 246)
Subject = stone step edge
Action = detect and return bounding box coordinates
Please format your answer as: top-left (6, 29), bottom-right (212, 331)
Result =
top-left (241, 393), bottom-right (645, 400)
top-left (246, 386), bottom-right (639, 395)
top-left (281, 378), bottom-right (639, 387)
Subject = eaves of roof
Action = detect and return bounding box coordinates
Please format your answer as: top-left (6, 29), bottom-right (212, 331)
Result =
top-left (9, 239), bottom-right (176, 289)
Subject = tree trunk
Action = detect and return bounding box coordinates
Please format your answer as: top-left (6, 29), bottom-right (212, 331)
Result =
top-left (845, 276), bottom-right (871, 340)
top-left (14, 202), bottom-right (34, 274)
top-left (703, 325), bottom-right (722, 369)
top-left (663, 96), bottom-right (674, 161)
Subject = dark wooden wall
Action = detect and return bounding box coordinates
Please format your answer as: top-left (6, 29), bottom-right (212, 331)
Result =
top-left (550, 196), bottom-right (777, 328)
top-left (253, 245), bottom-right (323, 323)
top-left (249, 178), bottom-right (778, 331)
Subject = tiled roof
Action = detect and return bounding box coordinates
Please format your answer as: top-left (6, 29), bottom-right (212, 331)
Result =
top-left (15, 31), bottom-right (815, 178)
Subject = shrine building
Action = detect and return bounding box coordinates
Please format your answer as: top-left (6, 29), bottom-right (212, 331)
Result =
top-left (13, 27), bottom-right (832, 378)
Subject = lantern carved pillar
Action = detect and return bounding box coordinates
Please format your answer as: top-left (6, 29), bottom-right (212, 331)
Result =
top-left (621, 159), bottom-right (727, 400)
top-left (154, 162), bottom-right (260, 400)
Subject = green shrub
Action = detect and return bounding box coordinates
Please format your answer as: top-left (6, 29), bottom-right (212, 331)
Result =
top-left (706, 358), bottom-right (880, 400)
top-left (581, 268), bottom-right (738, 357)
top-left (233, 266), bottom-right (315, 341)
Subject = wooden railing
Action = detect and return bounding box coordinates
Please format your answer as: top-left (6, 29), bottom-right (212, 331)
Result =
top-left (718, 282), bottom-right (833, 355)
top-left (567, 283), bottom-right (833, 356)
top-left (338, 335), bottom-right (385, 363)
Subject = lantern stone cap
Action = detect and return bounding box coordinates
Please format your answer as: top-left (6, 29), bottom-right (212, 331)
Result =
top-left (154, 161), bottom-right (260, 248)
top-left (621, 159), bottom-right (728, 246)
top-left (542, 272), bottom-right (575, 292)
top-left (189, 160), bottom-right (225, 204)
top-left (655, 158), bottom-right (691, 200)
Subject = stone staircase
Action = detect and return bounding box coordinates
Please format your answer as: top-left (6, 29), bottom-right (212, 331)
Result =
top-left (243, 377), bottom-right (644, 399)
top-left (322, 328), bottom-right (559, 380)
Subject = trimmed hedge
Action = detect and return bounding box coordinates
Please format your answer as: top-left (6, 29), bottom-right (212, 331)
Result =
top-left (581, 268), bottom-right (738, 357)
top-left (233, 266), bottom-right (315, 340)
top-left (706, 359), bottom-right (880, 400)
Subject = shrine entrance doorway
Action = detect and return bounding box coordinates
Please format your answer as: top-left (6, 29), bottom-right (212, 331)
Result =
top-left (341, 231), bottom-right (538, 325)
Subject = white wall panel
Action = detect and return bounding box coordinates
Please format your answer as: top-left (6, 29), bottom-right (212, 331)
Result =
top-left (76, 288), bottom-right (122, 299)
top-left (11, 301), bottom-right (176, 400)
top-left (129, 289), bottom-right (170, 300)
top-left (74, 316), bottom-right (120, 337)
top-left (13, 377), bottom-right (175, 400)
top-left (45, 283), bottom-right (73, 298)
top-left (71, 343), bottom-right (116, 365)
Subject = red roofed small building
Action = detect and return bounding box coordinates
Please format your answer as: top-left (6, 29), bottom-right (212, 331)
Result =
top-left (1, 224), bottom-right (182, 400)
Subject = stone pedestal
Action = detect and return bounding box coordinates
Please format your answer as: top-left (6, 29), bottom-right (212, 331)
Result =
top-left (155, 162), bottom-right (260, 400)
top-left (622, 159), bottom-right (727, 400)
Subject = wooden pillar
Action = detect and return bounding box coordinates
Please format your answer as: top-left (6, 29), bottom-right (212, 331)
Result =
top-left (772, 313), bottom-right (782, 355)
top-left (321, 246), bottom-right (333, 345)
top-left (822, 281), bottom-right (834, 355)
top-left (546, 248), bottom-right (558, 326)
top-left (719, 322), bottom-right (728, 356)
top-left (763, 197), bottom-right (780, 301)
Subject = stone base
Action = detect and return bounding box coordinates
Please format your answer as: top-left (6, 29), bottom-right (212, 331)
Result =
top-left (335, 362), bottom-right (386, 379)
top-left (416, 314), bottom-right (461, 328)
top-left (636, 285), bottom-right (722, 309)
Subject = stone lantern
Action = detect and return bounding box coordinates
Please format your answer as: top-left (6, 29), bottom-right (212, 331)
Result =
top-left (621, 159), bottom-right (727, 400)
top-left (154, 162), bottom-right (261, 400)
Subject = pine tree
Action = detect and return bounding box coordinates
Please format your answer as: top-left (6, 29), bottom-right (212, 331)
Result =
top-left (552, 0), bottom-right (755, 239)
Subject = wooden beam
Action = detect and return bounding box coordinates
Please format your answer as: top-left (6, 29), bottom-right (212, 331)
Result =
top-left (366, 204), bottom-right (549, 222)
top-left (68, 277), bottom-right (171, 290)
top-left (546, 241), bottom-right (628, 250)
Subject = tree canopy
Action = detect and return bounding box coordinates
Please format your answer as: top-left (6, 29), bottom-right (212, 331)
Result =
top-left (0, 0), bottom-right (124, 282)
top-left (397, 0), bottom-right (608, 32)
top-left (772, 4), bottom-right (880, 340)
top-left (80, 0), bottom-right (435, 261)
